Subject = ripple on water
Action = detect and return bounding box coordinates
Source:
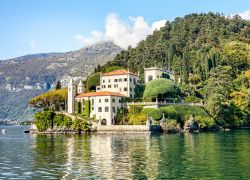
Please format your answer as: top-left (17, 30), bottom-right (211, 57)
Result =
top-left (1, 127), bottom-right (250, 179)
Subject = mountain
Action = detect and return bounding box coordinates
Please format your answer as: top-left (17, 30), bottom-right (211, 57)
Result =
top-left (0, 41), bottom-right (122, 120)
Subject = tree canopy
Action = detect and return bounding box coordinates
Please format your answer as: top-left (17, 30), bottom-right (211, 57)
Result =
top-left (29, 88), bottom-right (67, 111)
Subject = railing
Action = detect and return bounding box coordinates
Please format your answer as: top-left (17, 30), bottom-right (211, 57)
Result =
top-left (126, 101), bottom-right (204, 107)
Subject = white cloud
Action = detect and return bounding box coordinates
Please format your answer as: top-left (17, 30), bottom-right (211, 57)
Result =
top-left (75, 13), bottom-right (166, 48)
top-left (30, 40), bottom-right (37, 49)
top-left (239, 10), bottom-right (250, 20)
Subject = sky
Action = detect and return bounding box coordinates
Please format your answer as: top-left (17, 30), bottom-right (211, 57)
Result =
top-left (0, 0), bottom-right (249, 60)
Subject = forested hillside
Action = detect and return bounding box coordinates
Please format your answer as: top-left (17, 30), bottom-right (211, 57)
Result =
top-left (106, 13), bottom-right (250, 77)
top-left (102, 13), bottom-right (250, 128)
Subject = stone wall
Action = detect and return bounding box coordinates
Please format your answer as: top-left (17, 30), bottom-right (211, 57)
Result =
top-left (97, 125), bottom-right (161, 132)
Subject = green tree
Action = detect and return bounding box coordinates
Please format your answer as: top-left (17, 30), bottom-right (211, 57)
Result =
top-left (86, 72), bottom-right (100, 92)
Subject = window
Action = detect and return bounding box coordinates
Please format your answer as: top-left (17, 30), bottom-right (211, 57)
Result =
top-left (102, 85), bottom-right (106, 88)
top-left (103, 80), bottom-right (105, 83)
top-left (133, 78), bottom-right (136, 83)
top-left (92, 107), bottom-right (94, 111)
top-left (105, 107), bottom-right (109, 112)
top-left (92, 99), bottom-right (94, 105)
top-left (98, 107), bottom-right (102, 112)
top-left (130, 94), bottom-right (133, 98)
top-left (108, 85), bottom-right (111, 88)
top-left (130, 88), bottom-right (132, 91)
top-left (130, 78), bottom-right (132, 82)
top-left (119, 88), bottom-right (122, 92)
top-left (105, 99), bottom-right (109, 102)
top-left (99, 99), bottom-right (101, 103)
top-left (148, 75), bottom-right (153, 82)
top-left (112, 107), bottom-right (116, 113)
top-left (119, 78), bottom-right (122, 82)
top-left (114, 84), bottom-right (118, 88)
top-left (119, 99), bottom-right (121, 103)
top-left (108, 79), bottom-right (111, 83)
top-left (124, 78), bottom-right (127, 81)
top-left (124, 87), bottom-right (127, 91)
top-left (114, 79), bottom-right (118, 82)
top-left (112, 99), bottom-right (115, 103)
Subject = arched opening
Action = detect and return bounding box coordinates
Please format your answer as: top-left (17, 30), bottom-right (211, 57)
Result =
top-left (101, 119), bottom-right (107, 125)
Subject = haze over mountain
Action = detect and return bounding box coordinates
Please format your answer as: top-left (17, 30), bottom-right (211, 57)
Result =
top-left (0, 41), bottom-right (122, 120)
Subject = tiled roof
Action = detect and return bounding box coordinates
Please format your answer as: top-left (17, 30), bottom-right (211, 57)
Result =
top-left (75, 91), bottom-right (125, 98)
top-left (102, 69), bottom-right (138, 76)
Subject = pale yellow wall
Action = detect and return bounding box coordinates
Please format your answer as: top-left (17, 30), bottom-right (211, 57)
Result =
top-left (144, 69), bottom-right (163, 84)
top-left (100, 74), bottom-right (139, 98)
top-left (144, 68), bottom-right (175, 83)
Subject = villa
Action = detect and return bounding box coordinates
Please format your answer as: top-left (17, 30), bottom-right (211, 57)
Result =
top-left (67, 68), bottom-right (175, 125)
top-left (144, 67), bottom-right (175, 83)
top-left (97, 69), bottom-right (140, 98)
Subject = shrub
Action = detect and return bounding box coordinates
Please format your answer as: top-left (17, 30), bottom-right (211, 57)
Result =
top-left (115, 107), bottom-right (128, 125)
top-left (34, 111), bottom-right (55, 132)
top-left (160, 105), bottom-right (209, 127)
top-left (143, 78), bottom-right (181, 101)
top-left (54, 114), bottom-right (65, 127)
top-left (34, 111), bottom-right (73, 131)
top-left (141, 108), bottom-right (163, 120)
top-left (128, 105), bottom-right (144, 114)
top-left (73, 118), bottom-right (90, 131)
top-left (184, 96), bottom-right (202, 103)
top-left (128, 113), bottom-right (147, 125)
top-left (195, 116), bottom-right (216, 128)
top-left (63, 116), bottom-right (73, 129)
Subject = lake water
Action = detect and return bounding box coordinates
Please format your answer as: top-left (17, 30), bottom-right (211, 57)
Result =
top-left (0, 126), bottom-right (250, 179)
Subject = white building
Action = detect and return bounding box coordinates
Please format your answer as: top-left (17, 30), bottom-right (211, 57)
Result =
top-left (75, 91), bottom-right (125, 125)
top-left (98, 69), bottom-right (140, 98)
top-left (144, 67), bottom-right (175, 84)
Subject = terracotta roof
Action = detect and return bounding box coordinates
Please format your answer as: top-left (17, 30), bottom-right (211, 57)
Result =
top-left (75, 91), bottom-right (125, 98)
top-left (102, 69), bottom-right (138, 76)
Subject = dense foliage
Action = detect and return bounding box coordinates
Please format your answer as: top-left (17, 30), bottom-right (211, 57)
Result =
top-left (34, 111), bottom-right (55, 131)
top-left (141, 108), bottom-right (163, 120)
top-left (143, 78), bottom-right (181, 101)
top-left (86, 73), bottom-right (100, 92)
top-left (34, 111), bottom-right (92, 132)
top-left (160, 105), bottom-right (211, 128)
top-left (104, 13), bottom-right (250, 76)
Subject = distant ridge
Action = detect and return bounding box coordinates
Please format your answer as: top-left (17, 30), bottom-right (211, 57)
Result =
top-left (0, 41), bottom-right (122, 120)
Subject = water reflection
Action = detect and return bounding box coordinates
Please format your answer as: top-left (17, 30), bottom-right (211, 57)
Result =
top-left (0, 127), bottom-right (250, 179)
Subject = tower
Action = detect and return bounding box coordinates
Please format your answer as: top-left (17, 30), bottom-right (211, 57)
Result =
top-left (77, 80), bottom-right (85, 94)
top-left (67, 79), bottom-right (77, 114)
